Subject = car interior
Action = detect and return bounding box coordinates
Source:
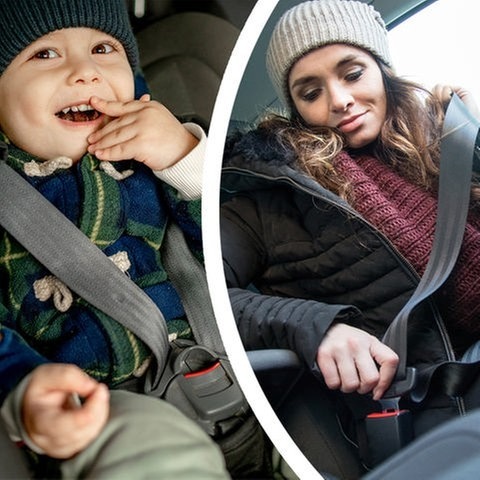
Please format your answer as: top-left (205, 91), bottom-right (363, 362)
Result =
top-left (3, 0), bottom-right (474, 479)
top-left (221, 1), bottom-right (480, 479)
top-left (126, 0), bottom-right (257, 130)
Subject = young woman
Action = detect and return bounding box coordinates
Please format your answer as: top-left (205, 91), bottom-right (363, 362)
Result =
top-left (221, 0), bottom-right (480, 477)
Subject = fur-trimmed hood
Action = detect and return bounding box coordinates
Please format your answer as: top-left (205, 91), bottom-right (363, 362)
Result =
top-left (224, 127), bottom-right (297, 169)
top-left (221, 127), bottom-right (351, 209)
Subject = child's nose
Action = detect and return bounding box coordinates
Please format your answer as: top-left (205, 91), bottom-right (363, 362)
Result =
top-left (67, 59), bottom-right (101, 85)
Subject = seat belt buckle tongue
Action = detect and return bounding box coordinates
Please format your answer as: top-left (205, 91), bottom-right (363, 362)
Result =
top-left (382, 366), bottom-right (417, 398)
top-left (178, 357), bottom-right (247, 429)
top-left (364, 397), bottom-right (413, 468)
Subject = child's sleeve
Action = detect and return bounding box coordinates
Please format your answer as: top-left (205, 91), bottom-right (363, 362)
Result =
top-left (1, 374), bottom-right (46, 454)
top-left (0, 309), bottom-right (48, 405)
top-left (153, 123), bottom-right (205, 201)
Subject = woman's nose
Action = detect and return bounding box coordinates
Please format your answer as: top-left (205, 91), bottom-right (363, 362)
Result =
top-left (329, 84), bottom-right (354, 112)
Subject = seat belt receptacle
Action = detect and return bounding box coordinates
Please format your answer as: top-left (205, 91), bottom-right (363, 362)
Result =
top-left (364, 397), bottom-right (413, 468)
top-left (179, 358), bottom-right (247, 425)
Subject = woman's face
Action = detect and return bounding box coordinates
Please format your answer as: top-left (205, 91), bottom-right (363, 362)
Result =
top-left (288, 44), bottom-right (387, 149)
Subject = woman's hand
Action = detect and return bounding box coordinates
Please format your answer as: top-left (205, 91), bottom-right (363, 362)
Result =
top-left (432, 84), bottom-right (480, 120)
top-left (22, 364), bottom-right (110, 459)
top-left (316, 323), bottom-right (399, 400)
top-left (87, 94), bottom-right (198, 171)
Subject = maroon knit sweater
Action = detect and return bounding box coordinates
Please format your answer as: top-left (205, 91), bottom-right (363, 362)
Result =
top-left (334, 151), bottom-right (480, 350)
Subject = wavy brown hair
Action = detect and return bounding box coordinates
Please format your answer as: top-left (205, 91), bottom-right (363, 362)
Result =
top-left (256, 62), bottom-right (449, 203)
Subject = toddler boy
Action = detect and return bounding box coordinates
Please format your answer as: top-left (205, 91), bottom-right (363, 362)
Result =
top-left (0, 0), bottom-right (228, 478)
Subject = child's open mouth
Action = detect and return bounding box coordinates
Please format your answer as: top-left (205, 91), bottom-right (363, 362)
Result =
top-left (55, 104), bottom-right (101, 122)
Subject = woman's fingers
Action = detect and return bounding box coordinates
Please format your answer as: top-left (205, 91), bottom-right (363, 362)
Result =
top-left (317, 324), bottom-right (399, 398)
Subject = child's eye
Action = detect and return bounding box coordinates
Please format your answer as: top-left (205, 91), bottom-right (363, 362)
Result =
top-left (92, 43), bottom-right (115, 55)
top-left (345, 69), bottom-right (364, 82)
top-left (32, 49), bottom-right (59, 60)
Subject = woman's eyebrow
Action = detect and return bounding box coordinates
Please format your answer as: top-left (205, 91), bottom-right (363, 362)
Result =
top-left (290, 75), bottom-right (317, 90)
top-left (336, 54), bottom-right (360, 68)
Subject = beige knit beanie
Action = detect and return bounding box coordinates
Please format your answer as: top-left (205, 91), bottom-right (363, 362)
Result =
top-left (266, 0), bottom-right (392, 105)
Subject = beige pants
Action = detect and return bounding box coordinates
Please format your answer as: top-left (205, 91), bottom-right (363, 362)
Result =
top-left (60, 390), bottom-right (229, 479)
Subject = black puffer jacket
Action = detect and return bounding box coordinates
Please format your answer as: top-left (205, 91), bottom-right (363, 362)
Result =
top-left (220, 128), bottom-right (464, 434)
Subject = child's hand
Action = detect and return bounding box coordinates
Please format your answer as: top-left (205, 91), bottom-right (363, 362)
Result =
top-left (87, 95), bottom-right (199, 171)
top-left (22, 364), bottom-right (109, 459)
top-left (432, 84), bottom-right (480, 120)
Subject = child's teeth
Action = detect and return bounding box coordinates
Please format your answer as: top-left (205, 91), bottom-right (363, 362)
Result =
top-left (59, 104), bottom-right (93, 115)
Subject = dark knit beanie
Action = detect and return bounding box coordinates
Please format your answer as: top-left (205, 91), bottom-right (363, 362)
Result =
top-left (0, 0), bottom-right (139, 74)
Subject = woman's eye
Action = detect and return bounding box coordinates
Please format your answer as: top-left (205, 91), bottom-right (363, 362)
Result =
top-left (302, 89), bottom-right (321, 102)
top-left (345, 69), bottom-right (364, 82)
top-left (93, 43), bottom-right (114, 54)
top-left (32, 49), bottom-right (59, 60)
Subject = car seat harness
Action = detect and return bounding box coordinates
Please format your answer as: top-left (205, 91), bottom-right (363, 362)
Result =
top-left (0, 148), bottom-right (250, 464)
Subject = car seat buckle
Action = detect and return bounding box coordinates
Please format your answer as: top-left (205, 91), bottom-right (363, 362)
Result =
top-left (178, 357), bottom-right (247, 426)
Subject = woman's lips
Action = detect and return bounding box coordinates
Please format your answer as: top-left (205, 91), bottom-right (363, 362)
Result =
top-left (337, 112), bottom-right (366, 133)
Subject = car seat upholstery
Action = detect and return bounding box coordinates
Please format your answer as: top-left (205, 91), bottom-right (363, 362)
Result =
top-left (363, 407), bottom-right (480, 480)
top-left (135, 11), bottom-right (240, 130)
top-left (0, 418), bottom-right (30, 478)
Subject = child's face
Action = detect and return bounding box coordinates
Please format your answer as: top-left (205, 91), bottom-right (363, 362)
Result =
top-left (0, 28), bottom-right (134, 162)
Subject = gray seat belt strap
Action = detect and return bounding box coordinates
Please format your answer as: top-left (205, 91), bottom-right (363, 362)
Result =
top-left (163, 222), bottom-right (225, 355)
top-left (0, 158), bottom-right (169, 387)
top-left (382, 94), bottom-right (480, 398)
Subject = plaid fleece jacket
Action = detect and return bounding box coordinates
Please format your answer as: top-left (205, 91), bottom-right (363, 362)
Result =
top-left (0, 140), bottom-right (202, 403)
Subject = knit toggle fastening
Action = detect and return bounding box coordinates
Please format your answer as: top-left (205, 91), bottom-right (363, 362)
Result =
top-left (24, 156), bottom-right (73, 177)
top-left (34, 251), bottom-right (131, 311)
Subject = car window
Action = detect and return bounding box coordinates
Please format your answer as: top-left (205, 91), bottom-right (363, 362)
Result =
top-left (388, 0), bottom-right (479, 102)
